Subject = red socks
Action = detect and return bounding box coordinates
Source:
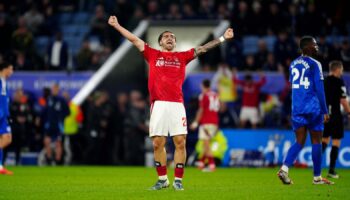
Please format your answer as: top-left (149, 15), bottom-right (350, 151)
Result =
top-left (175, 163), bottom-right (184, 179)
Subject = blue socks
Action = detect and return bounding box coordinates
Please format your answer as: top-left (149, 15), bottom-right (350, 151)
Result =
top-left (312, 144), bottom-right (322, 177)
top-left (0, 148), bottom-right (3, 166)
top-left (284, 142), bottom-right (303, 167)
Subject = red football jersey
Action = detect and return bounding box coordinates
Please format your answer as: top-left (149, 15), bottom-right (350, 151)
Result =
top-left (199, 91), bottom-right (220, 125)
top-left (143, 44), bottom-right (195, 103)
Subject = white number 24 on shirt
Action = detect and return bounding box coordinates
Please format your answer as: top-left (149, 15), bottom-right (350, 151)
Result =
top-left (291, 68), bottom-right (310, 89)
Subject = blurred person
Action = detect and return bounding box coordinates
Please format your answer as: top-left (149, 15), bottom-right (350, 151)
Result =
top-left (90, 5), bottom-right (109, 44)
top-left (62, 92), bottom-right (83, 165)
top-left (244, 55), bottom-right (258, 71)
top-left (231, 1), bottom-right (250, 36)
top-left (111, 92), bottom-right (129, 164)
top-left (23, 4), bottom-right (44, 35)
top-left (248, 0), bottom-right (265, 35)
top-left (108, 15), bottom-right (234, 190)
top-left (265, 2), bottom-right (288, 34)
top-left (146, 0), bottom-right (163, 20)
top-left (197, 0), bottom-right (215, 19)
top-left (8, 89), bottom-right (33, 165)
top-left (255, 40), bottom-right (269, 67)
top-left (42, 83), bottom-right (70, 165)
top-left (322, 61), bottom-right (350, 178)
top-left (317, 35), bottom-right (334, 71)
top-left (273, 30), bottom-right (298, 66)
top-left (126, 6), bottom-right (144, 31)
top-left (262, 53), bottom-right (278, 71)
top-left (38, 5), bottom-right (59, 36)
top-left (84, 91), bottom-right (113, 165)
top-left (338, 40), bottom-right (350, 70)
top-left (0, 62), bottom-right (14, 175)
top-left (297, 3), bottom-right (324, 36)
top-left (75, 40), bottom-right (93, 71)
top-left (165, 3), bottom-right (182, 20)
top-left (123, 90), bottom-right (149, 165)
top-left (182, 3), bottom-right (197, 20)
top-left (211, 63), bottom-right (237, 106)
top-left (46, 32), bottom-right (69, 71)
top-left (234, 72), bottom-right (266, 129)
top-left (190, 79), bottom-right (220, 172)
top-left (277, 36), bottom-right (333, 185)
top-left (216, 3), bottom-right (230, 20)
top-left (13, 52), bottom-right (32, 70)
top-left (11, 17), bottom-right (35, 56)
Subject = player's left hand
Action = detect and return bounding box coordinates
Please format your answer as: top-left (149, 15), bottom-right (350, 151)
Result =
top-left (190, 122), bottom-right (198, 130)
top-left (224, 28), bottom-right (234, 40)
top-left (323, 114), bottom-right (330, 123)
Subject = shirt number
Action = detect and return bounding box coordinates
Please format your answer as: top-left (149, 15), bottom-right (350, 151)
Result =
top-left (292, 68), bottom-right (310, 89)
top-left (208, 95), bottom-right (220, 112)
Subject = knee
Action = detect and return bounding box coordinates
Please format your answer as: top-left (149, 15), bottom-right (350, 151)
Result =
top-left (174, 139), bottom-right (186, 150)
top-left (153, 139), bottom-right (164, 152)
top-left (3, 135), bottom-right (12, 147)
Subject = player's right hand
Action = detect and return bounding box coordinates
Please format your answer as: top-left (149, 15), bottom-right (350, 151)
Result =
top-left (108, 16), bottom-right (119, 28)
top-left (323, 114), bottom-right (330, 123)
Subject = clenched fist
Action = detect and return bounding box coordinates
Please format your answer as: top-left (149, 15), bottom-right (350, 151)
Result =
top-left (108, 16), bottom-right (120, 28)
top-left (224, 28), bottom-right (234, 40)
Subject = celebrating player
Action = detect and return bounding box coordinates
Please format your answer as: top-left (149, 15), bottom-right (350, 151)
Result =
top-left (322, 60), bottom-right (350, 179)
top-left (0, 62), bottom-right (14, 175)
top-left (190, 79), bottom-right (220, 172)
top-left (108, 16), bottom-right (233, 190)
top-left (277, 36), bottom-right (333, 185)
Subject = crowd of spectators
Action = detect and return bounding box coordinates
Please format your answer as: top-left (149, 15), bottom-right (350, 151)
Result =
top-left (5, 85), bottom-right (150, 165)
top-left (0, 0), bottom-right (349, 71)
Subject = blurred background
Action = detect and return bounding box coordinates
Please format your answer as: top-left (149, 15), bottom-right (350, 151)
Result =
top-left (1, 0), bottom-right (350, 168)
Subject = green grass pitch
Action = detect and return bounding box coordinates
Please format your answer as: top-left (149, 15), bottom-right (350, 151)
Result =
top-left (0, 166), bottom-right (349, 200)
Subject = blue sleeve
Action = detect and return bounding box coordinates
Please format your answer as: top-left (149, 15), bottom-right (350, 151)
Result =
top-left (313, 61), bottom-right (328, 114)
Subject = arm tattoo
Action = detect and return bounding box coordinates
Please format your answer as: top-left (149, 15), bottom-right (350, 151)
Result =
top-left (195, 39), bottom-right (221, 57)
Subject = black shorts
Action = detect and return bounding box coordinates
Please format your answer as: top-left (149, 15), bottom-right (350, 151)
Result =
top-left (323, 114), bottom-right (344, 139)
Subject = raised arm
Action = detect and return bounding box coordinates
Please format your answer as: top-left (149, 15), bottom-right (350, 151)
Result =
top-left (195, 28), bottom-right (234, 57)
top-left (108, 16), bottom-right (145, 52)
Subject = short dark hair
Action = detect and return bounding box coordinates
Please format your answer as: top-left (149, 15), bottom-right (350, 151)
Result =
top-left (244, 74), bottom-right (253, 81)
top-left (202, 79), bottom-right (211, 88)
top-left (158, 30), bottom-right (175, 44)
top-left (299, 36), bottom-right (315, 50)
top-left (329, 60), bottom-right (343, 72)
top-left (0, 62), bottom-right (12, 71)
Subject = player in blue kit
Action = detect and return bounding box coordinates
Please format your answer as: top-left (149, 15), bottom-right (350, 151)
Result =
top-left (0, 62), bottom-right (14, 175)
top-left (277, 36), bottom-right (333, 185)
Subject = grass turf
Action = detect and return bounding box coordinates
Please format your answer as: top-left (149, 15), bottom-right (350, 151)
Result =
top-left (0, 166), bottom-right (348, 200)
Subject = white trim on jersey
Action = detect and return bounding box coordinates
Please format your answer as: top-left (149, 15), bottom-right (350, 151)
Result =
top-left (309, 57), bottom-right (324, 80)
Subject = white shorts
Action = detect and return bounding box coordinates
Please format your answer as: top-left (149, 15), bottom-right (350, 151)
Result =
top-left (149, 101), bottom-right (188, 137)
top-left (239, 107), bottom-right (259, 124)
top-left (198, 124), bottom-right (218, 140)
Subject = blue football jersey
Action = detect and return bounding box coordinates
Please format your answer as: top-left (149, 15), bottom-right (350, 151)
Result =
top-left (289, 56), bottom-right (328, 115)
top-left (0, 77), bottom-right (10, 119)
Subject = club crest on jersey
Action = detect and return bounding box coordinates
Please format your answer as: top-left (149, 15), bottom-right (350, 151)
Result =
top-left (155, 57), bottom-right (165, 67)
top-left (155, 56), bottom-right (181, 68)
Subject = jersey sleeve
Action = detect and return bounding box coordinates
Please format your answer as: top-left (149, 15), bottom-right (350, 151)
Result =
top-left (181, 48), bottom-right (195, 64)
top-left (313, 61), bottom-right (328, 114)
top-left (340, 79), bottom-right (347, 99)
top-left (143, 43), bottom-right (156, 62)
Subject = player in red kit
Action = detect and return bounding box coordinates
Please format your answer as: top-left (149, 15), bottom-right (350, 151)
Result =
top-left (190, 79), bottom-right (220, 172)
top-left (108, 16), bottom-right (234, 190)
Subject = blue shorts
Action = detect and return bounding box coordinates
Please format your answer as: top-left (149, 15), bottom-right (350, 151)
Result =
top-left (44, 123), bottom-right (63, 142)
top-left (292, 114), bottom-right (324, 132)
top-left (0, 117), bottom-right (11, 135)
